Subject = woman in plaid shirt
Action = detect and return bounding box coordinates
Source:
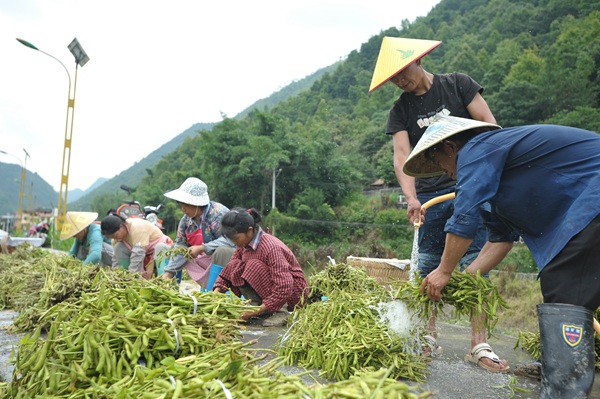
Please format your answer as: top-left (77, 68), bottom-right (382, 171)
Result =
top-left (213, 208), bottom-right (309, 327)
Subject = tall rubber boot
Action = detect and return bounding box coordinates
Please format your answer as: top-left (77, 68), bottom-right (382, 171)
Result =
top-left (537, 303), bottom-right (595, 399)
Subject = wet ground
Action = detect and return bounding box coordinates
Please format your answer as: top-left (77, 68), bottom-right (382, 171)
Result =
top-left (240, 320), bottom-right (600, 399)
top-left (0, 310), bottom-right (21, 383)
top-left (3, 310), bottom-right (600, 398)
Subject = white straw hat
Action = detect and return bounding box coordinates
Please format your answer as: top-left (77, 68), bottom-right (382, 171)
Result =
top-left (403, 114), bottom-right (501, 177)
top-left (60, 211), bottom-right (98, 240)
top-left (369, 37), bottom-right (442, 92)
top-left (164, 177), bottom-right (210, 206)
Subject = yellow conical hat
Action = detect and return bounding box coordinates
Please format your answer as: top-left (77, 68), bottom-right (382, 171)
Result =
top-left (60, 211), bottom-right (98, 240)
top-left (369, 37), bottom-right (442, 92)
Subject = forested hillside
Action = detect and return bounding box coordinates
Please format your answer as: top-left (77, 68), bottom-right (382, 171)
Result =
top-left (87, 0), bottom-right (600, 265)
top-left (0, 163), bottom-right (56, 215)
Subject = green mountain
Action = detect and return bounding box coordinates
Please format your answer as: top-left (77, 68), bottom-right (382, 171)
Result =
top-left (67, 65), bottom-right (336, 212)
top-left (0, 163), bottom-right (57, 215)
top-left (5, 0), bottom-right (599, 235)
top-left (109, 0), bottom-right (599, 233)
top-left (67, 122), bottom-right (214, 211)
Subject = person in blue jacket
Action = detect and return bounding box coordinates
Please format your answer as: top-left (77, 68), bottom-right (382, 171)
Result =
top-left (60, 211), bottom-right (113, 266)
top-left (404, 114), bottom-right (600, 399)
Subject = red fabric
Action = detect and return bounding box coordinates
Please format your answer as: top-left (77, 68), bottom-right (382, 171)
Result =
top-left (186, 226), bottom-right (204, 246)
top-left (214, 233), bottom-right (308, 312)
top-left (183, 226), bottom-right (210, 286)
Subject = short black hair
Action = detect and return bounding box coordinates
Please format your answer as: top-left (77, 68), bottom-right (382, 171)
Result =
top-left (101, 214), bottom-right (126, 235)
top-left (221, 208), bottom-right (262, 239)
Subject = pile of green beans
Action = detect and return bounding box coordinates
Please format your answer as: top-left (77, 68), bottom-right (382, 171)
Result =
top-left (7, 280), bottom-right (253, 397)
top-left (276, 291), bottom-right (428, 382)
top-left (394, 270), bottom-right (507, 334)
top-left (308, 262), bottom-right (389, 302)
top-left (0, 250), bottom-right (436, 398)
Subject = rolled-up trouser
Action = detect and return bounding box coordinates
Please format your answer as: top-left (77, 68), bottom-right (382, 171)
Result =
top-left (539, 214), bottom-right (600, 310)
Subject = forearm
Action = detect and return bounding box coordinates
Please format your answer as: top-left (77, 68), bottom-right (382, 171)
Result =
top-left (466, 241), bottom-right (513, 275)
top-left (129, 246), bottom-right (146, 273)
top-left (439, 233), bottom-right (474, 275)
top-left (203, 236), bottom-right (233, 255)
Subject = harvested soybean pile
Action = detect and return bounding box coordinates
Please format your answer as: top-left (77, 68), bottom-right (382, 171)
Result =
top-left (276, 262), bottom-right (430, 382)
top-left (0, 246), bottom-right (434, 398)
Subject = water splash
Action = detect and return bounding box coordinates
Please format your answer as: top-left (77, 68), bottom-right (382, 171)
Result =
top-left (409, 227), bottom-right (419, 283)
top-left (376, 300), bottom-right (412, 336)
top-left (375, 300), bottom-right (425, 355)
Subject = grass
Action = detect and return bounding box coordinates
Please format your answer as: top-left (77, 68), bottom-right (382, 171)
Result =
top-left (491, 271), bottom-right (542, 336)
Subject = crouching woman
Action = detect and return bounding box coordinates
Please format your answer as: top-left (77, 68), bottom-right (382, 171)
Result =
top-left (212, 208), bottom-right (309, 326)
top-left (101, 214), bottom-right (173, 279)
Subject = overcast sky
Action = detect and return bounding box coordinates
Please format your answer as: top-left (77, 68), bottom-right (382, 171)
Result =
top-left (1, 0), bottom-right (440, 194)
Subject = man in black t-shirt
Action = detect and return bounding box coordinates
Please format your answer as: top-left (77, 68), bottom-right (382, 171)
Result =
top-left (370, 37), bottom-right (509, 373)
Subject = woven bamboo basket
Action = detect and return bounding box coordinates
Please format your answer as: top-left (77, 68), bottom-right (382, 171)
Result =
top-left (346, 256), bottom-right (411, 285)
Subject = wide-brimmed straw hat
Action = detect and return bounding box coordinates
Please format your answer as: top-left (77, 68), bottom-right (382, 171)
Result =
top-left (163, 177), bottom-right (210, 207)
top-left (403, 114), bottom-right (501, 178)
top-left (60, 211), bottom-right (98, 240)
top-left (369, 37), bottom-right (442, 93)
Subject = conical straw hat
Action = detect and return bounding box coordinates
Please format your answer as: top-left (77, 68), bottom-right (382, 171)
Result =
top-left (403, 114), bottom-right (501, 177)
top-left (60, 211), bottom-right (98, 240)
top-left (369, 37), bottom-right (442, 92)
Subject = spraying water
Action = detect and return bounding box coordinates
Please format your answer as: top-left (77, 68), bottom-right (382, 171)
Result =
top-left (409, 227), bottom-right (419, 283)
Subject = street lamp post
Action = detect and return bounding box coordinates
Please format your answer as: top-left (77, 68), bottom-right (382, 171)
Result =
top-left (16, 38), bottom-right (89, 231)
top-left (0, 149), bottom-right (29, 231)
top-left (271, 168), bottom-right (282, 210)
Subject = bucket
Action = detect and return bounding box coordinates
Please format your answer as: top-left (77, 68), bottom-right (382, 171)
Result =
top-left (206, 264), bottom-right (224, 291)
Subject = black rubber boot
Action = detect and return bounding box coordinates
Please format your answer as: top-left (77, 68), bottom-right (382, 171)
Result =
top-left (537, 303), bottom-right (595, 399)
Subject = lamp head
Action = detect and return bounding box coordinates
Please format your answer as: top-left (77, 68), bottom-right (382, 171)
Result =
top-left (16, 38), bottom-right (39, 51)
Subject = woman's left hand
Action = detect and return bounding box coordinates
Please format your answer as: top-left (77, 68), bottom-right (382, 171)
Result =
top-left (189, 244), bottom-right (205, 257)
top-left (241, 305), bottom-right (268, 321)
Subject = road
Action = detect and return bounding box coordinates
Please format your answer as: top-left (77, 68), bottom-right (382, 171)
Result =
top-left (240, 320), bottom-right (600, 399)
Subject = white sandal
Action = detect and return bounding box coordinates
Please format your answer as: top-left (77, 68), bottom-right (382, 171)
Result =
top-left (465, 343), bottom-right (510, 373)
top-left (423, 334), bottom-right (443, 356)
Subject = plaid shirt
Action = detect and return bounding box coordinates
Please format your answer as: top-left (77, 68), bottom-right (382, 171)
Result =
top-left (214, 227), bottom-right (308, 312)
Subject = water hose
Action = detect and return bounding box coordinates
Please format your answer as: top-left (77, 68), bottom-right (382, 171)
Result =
top-left (413, 192), bottom-right (456, 228)
top-left (410, 192), bottom-right (600, 336)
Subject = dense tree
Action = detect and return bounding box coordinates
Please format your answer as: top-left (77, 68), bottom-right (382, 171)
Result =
top-left (84, 0), bottom-right (598, 264)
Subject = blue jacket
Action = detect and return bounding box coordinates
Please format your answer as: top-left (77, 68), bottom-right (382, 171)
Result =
top-left (445, 124), bottom-right (600, 270)
top-left (69, 223), bottom-right (109, 265)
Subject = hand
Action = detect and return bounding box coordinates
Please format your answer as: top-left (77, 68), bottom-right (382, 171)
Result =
top-left (241, 305), bottom-right (268, 321)
top-left (142, 263), bottom-right (154, 280)
top-left (420, 268), bottom-right (452, 301)
top-left (161, 271), bottom-right (174, 279)
top-left (406, 198), bottom-right (423, 225)
top-left (240, 311), bottom-right (253, 321)
top-left (190, 244), bottom-right (206, 257)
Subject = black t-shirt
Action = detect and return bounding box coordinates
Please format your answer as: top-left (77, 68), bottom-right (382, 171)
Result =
top-left (386, 73), bottom-right (483, 193)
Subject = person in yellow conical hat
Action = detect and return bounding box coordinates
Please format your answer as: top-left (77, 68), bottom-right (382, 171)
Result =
top-left (61, 211), bottom-right (113, 266)
top-left (370, 37), bottom-right (508, 373)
